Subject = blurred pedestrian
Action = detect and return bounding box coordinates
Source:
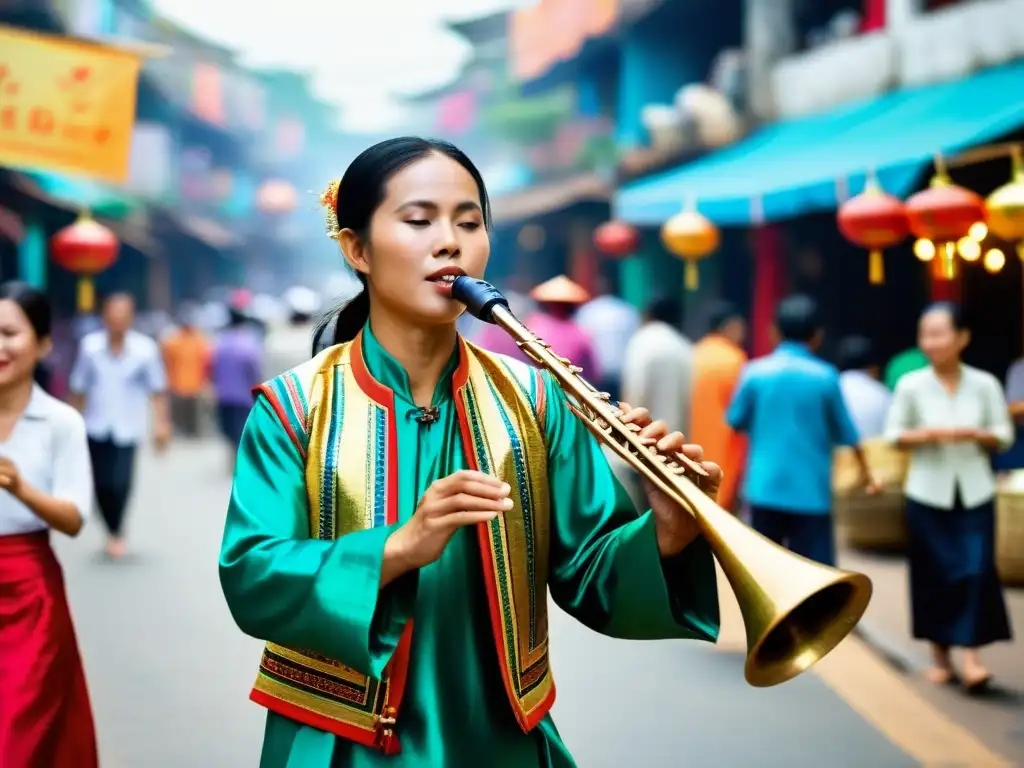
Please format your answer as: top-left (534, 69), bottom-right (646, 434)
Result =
top-left (884, 302), bottom-right (1013, 692)
top-left (690, 301), bottom-right (748, 513)
top-left (884, 345), bottom-right (929, 391)
top-left (727, 294), bottom-right (878, 566)
top-left (475, 275), bottom-right (599, 378)
top-left (69, 293), bottom-right (170, 560)
top-left (574, 273), bottom-right (640, 402)
top-left (0, 281), bottom-right (98, 767)
top-left (161, 308), bottom-right (212, 438)
top-left (837, 335), bottom-right (891, 440)
top-left (211, 303), bottom-right (263, 469)
top-left (622, 296), bottom-right (693, 434)
top-left (996, 351), bottom-right (1024, 471)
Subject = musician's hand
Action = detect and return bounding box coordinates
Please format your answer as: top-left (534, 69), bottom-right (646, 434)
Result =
top-left (383, 470), bottom-right (512, 583)
top-left (619, 403), bottom-right (722, 558)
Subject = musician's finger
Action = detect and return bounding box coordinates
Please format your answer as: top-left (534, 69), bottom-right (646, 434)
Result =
top-left (637, 419), bottom-right (669, 439)
top-left (435, 470), bottom-right (503, 494)
top-left (656, 432), bottom-right (687, 454)
top-left (438, 510), bottom-right (503, 529)
top-left (620, 406), bottom-right (651, 426)
top-left (450, 479), bottom-right (512, 501)
top-left (679, 442), bottom-right (704, 462)
top-left (432, 493), bottom-right (513, 517)
top-left (700, 461), bottom-right (723, 487)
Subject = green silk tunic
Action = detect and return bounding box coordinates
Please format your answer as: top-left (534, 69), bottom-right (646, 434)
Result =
top-left (220, 324), bottom-right (720, 768)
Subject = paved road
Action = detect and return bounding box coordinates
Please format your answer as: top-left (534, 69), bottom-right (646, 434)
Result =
top-left (55, 438), bottom-right (922, 768)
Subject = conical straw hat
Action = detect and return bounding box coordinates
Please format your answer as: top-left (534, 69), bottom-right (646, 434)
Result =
top-left (528, 275), bottom-right (591, 305)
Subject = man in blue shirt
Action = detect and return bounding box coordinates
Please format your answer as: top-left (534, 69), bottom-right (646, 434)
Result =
top-left (726, 295), bottom-right (876, 566)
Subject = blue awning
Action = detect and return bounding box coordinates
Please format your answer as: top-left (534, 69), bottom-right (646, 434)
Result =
top-left (615, 61), bottom-right (1024, 226)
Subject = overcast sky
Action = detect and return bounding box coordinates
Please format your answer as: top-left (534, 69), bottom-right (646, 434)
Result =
top-left (150, 0), bottom-right (528, 132)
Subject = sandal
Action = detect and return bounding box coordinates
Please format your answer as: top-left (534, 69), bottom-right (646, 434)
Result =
top-left (963, 673), bottom-right (993, 695)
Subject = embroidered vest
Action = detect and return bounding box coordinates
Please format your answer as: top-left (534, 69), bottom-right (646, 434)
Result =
top-left (249, 331), bottom-right (554, 754)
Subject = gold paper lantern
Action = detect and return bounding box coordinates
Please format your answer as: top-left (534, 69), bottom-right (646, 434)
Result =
top-left (661, 206), bottom-right (719, 291)
top-left (985, 146), bottom-right (1024, 260)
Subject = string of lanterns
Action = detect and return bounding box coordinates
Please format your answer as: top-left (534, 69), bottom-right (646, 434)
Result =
top-left (838, 147), bottom-right (1024, 283)
top-left (594, 199), bottom-right (720, 292)
top-left (594, 143), bottom-right (1024, 291)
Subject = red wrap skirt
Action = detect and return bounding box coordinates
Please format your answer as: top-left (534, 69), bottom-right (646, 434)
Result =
top-left (0, 531), bottom-right (98, 768)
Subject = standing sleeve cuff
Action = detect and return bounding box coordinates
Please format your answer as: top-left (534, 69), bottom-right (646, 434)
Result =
top-left (606, 511), bottom-right (720, 643)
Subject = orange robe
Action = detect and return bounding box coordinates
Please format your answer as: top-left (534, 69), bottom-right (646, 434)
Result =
top-left (689, 334), bottom-right (747, 512)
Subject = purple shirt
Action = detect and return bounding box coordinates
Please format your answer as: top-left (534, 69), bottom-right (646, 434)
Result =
top-left (213, 327), bottom-right (263, 405)
top-left (475, 311), bottom-right (601, 382)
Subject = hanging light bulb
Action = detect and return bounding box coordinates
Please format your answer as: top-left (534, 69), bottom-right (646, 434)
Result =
top-left (913, 238), bottom-right (935, 261)
top-left (984, 248), bottom-right (1006, 273)
top-left (957, 236), bottom-right (982, 261)
top-left (968, 222), bottom-right (988, 241)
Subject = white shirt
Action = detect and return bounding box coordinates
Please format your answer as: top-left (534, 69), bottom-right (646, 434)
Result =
top-left (839, 370), bottom-right (892, 439)
top-left (69, 329), bottom-right (167, 446)
top-left (884, 365), bottom-right (1014, 509)
top-left (574, 295), bottom-right (641, 380)
top-left (621, 321), bottom-right (694, 435)
top-left (0, 385), bottom-right (94, 536)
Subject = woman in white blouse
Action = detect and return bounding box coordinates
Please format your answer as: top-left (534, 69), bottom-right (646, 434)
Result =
top-left (0, 282), bottom-right (99, 767)
top-left (885, 302), bottom-right (1013, 694)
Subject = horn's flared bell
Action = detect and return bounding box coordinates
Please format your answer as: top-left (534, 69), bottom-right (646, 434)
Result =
top-left (690, 492), bottom-right (873, 687)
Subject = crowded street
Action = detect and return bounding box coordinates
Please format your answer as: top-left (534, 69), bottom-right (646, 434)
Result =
top-left (5, 1), bottom-right (1024, 766)
top-left (54, 438), bottom-right (1011, 768)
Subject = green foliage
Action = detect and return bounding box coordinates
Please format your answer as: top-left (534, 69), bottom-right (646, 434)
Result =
top-left (480, 85), bottom-right (576, 146)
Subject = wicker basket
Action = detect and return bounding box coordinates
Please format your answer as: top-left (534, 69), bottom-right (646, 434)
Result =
top-left (995, 484), bottom-right (1024, 586)
top-left (833, 439), bottom-right (910, 551)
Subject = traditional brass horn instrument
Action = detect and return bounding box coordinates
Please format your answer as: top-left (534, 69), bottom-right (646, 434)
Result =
top-left (452, 276), bottom-right (872, 688)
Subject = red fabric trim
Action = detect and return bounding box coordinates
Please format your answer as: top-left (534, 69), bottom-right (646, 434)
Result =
top-left (532, 367), bottom-right (547, 425)
top-left (349, 333), bottom-right (394, 409)
top-left (453, 385), bottom-right (532, 731)
top-left (249, 688), bottom-right (383, 748)
top-left (348, 330), bottom-right (415, 741)
top-left (453, 338), bottom-right (471, 390)
top-left (524, 684), bottom-right (556, 730)
top-left (252, 383), bottom-right (305, 458)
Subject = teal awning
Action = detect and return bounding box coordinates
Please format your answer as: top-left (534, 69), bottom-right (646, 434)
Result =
top-left (25, 171), bottom-right (142, 220)
top-left (615, 61), bottom-right (1024, 226)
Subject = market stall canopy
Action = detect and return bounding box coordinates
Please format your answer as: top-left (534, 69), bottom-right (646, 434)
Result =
top-left (17, 171), bottom-right (143, 220)
top-left (615, 61), bottom-right (1024, 227)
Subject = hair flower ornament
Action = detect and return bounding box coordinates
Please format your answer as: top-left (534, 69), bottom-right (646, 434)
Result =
top-left (319, 179), bottom-right (341, 239)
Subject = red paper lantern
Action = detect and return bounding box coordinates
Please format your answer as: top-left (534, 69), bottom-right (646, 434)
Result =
top-left (837, 179), bottom-right (908, 285)
top-left (50, 212), bottom-right (119, 313)
top-left (594, 221), bottom-right (639, 259)
top-left (905, 170), bottom-right (986, 280)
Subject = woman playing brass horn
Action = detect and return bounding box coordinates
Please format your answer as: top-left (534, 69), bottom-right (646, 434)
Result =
top-left (219, 137), bottom-right (722, 768)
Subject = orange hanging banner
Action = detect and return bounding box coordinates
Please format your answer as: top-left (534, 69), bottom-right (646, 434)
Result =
top-left (0, 25), bottom-right (141, 182)
top-left (510, 0), bottom-right (618, 81)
